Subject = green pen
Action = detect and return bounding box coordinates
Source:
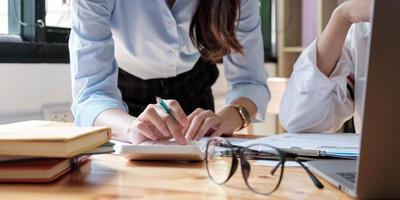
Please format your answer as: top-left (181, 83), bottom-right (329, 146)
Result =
top-left (156, 97), bottom-right (187, 144)
top-left (156, 97), bottom-right (178, 122)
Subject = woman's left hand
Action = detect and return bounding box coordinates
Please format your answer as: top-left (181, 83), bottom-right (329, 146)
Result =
top-left (184, 106), bottom-right (243, 141)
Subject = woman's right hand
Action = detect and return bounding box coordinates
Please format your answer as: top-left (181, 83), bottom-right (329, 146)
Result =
top-left (337, 0), bottom-right (372, 24)
top-left (127, 100), bottom-right (189, 145)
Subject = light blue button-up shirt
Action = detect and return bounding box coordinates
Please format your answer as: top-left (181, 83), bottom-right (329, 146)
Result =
top-left (69, 0), bottom-right (270, 127)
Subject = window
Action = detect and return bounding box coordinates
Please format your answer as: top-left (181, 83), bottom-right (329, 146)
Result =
top-left (0, 0), bottom-right (70, 63)
top-left (259, 0), bottom-right (277, 62)
top-left (0, 0), bottom-right (8, 34)
top-left (45, 0), bottom-right (71, 28)
top-left (2, 0), bottom-right (275, 63)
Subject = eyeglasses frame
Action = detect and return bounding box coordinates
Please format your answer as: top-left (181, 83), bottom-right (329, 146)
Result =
top-left (205, 137), bottom-right (324, 195)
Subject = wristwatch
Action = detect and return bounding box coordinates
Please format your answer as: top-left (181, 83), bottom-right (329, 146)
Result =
top-left (230, 104), bottom-right (251, 131)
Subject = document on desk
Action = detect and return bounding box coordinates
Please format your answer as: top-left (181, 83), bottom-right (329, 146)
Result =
top-left (234, 133), bottom-right (360, 158)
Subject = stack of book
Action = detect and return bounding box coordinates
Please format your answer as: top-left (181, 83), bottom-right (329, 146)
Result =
top-left (0, 120), bottom-right (113, 183)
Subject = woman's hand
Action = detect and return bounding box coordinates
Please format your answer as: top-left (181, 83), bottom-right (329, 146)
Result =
top-left (184, 106), bottom-right (243, 141)
top-left (128, 100), bottom-right (189, 145)
top-left (337, 0), bottom-right (372, 24)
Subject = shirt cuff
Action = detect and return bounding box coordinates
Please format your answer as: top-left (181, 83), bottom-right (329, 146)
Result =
top-left (291, 40), bottom-right (350, 100)
top-left (72, 96), bottom-right (128, 127)
top-left (225, 84), bottom-right (270, 123)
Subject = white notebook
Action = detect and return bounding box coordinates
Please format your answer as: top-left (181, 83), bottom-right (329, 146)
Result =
top-left (235, 133), bottom-right (360, 158)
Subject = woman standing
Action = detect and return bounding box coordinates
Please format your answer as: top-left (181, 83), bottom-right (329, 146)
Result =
top-left (69, 0), bottom-right (270, 144)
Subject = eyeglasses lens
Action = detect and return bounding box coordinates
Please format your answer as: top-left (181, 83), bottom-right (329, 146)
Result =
top-left (241, 144), bottom-right (283, 195)
top-left (206, 138), bottom-right (234, 184)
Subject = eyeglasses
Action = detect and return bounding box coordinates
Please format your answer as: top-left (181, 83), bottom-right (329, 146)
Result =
top-left (205, 137), bottom-right (324, 195)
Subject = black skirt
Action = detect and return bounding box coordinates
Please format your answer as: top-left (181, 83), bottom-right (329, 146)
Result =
top-left (117, 59), bottom-right (219, 117)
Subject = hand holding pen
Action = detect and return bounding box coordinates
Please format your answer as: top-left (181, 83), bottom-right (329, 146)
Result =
top-left (128, 97), bottom-right (188, 144)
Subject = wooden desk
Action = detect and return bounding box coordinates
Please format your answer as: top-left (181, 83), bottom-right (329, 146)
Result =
top-left (0, 154), bottom-right (353, 200)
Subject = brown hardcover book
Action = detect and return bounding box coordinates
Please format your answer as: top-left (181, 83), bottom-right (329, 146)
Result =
top-left (0, 156), bottom-right (90, 183)
top-left (0, 120), bottom-right (111, 158)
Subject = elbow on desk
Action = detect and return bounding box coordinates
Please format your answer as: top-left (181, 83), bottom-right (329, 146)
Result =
top-left (279, 108), bottom-right (340, 133)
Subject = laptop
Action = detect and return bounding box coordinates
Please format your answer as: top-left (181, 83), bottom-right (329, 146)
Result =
top-left (308, 1), bottom-right (400, 199)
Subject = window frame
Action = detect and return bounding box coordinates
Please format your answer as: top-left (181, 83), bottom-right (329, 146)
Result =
top-left (0, 0), bottom-right (70, 63)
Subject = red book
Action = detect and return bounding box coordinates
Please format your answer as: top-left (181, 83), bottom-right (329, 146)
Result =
top-left (0, 156), bottom-right (89, 183)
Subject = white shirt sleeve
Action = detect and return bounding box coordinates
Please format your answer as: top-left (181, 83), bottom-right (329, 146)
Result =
top-left (279, 27), bottom-right (358, 133)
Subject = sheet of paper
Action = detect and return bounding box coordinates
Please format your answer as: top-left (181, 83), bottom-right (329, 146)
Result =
top-left (254, 160), bottom-right (304, 167)
top-left (235, 133), bottom-right (360, 157)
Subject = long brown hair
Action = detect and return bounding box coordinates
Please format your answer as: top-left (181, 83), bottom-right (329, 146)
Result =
top-left (190, 0), bottom-right (243, 63)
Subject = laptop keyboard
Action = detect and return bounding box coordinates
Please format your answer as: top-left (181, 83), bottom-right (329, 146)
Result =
top-left (337, 172), bottom-right (356, 183)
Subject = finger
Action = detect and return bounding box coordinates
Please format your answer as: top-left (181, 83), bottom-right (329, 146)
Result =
top-left (135, 121), bottom-right (159, 141)
top-left (143, 105), bottom-right (171, 137)
top-left (165, 100), bottom-right (188, 127)
top-left (185, 110), bottom-right (214, 140)
top-left (210, 123), bottom-right (231, 137)
top-left (164, 115), bottom-right (187, 144)
top-left (210, 126), bottom-right (225, 138)
top-left (145, 121), bottom-right (169, 140)
top-left (184, 108), bottom-right (204, 136)
top-left (187, 108), bottom-right (204, 123)
top-left (194, 117), bottom-right (223, 141)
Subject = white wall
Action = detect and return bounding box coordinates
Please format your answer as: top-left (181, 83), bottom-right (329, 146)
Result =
top-left (0, 63), bottom-right (72, 123)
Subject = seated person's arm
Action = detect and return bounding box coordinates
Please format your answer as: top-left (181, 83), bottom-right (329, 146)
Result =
top-left (279, 0), bottom-right (371, 133)
top-left (317, 0), bottom-right (371, 76)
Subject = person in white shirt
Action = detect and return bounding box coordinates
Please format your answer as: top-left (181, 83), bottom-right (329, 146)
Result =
top-left (280, 0), bottom-right (372, 133)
